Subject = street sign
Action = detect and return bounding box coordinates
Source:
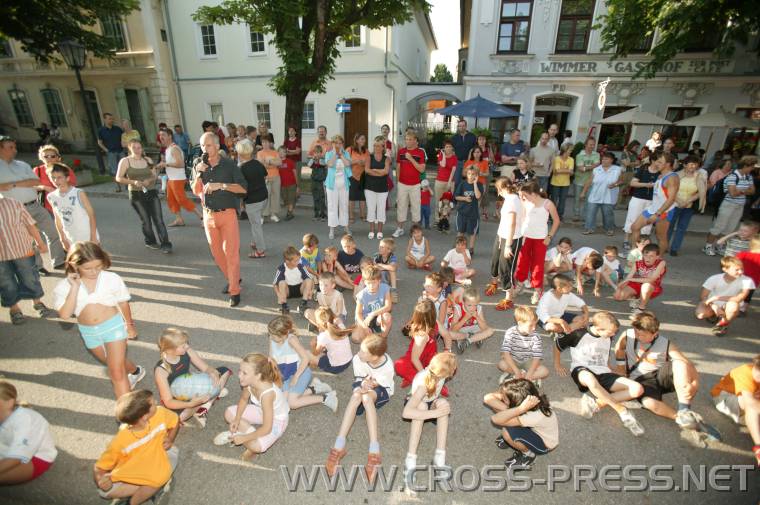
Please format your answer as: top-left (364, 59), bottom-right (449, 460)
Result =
top-left (336, 102), bottom-right (351, 113)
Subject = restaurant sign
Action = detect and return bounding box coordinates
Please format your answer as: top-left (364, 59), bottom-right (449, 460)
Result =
top-left (538, 59), bottom-right (734, 75)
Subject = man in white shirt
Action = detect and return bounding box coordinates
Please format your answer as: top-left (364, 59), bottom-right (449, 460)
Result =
top-left (530, 132), bottom-right (555, 193)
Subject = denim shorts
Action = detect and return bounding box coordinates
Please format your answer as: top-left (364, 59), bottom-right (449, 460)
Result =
top-left (78, 313), bottom-right (127, 349)
top-left (281, 366), bottom-right (312, 395)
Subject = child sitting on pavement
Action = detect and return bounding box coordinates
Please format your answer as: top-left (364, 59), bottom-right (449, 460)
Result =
top-left (498, 305), bottom-right (549, 385)
top-left (352, 265), bottom-right (393, 342)
top-left (536, 274), bottom-right (589, 338)
top-left (594, 245), bottom-right (624, 297)
top-left (449, 287), bottom-right (495, 354)
top-left (695, 256), bottom-right (755, 336)
top-left (273, 246), bottom-right (314, 315)
top-left (614, 243), bottom-right (667, 313)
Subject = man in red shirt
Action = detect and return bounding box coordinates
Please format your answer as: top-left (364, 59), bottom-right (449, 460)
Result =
top-left (392, 132), bottom-right (426, 238)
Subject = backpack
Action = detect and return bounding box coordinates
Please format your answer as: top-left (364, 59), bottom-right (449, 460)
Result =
top-left (708, 171), bottom-right (734, 207)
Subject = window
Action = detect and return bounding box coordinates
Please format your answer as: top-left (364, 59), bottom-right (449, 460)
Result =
top-left (598, 106), bottom-right (633, 150)
top-left (209, 103), bottom-right (224, 124)
top-left (199, 25), bottom-right (217, 57)
top-left (101, 15), bottom-right (127, 51)
top-left (344, 25), bottom-right (362, 48)
top-left (631, 33), bottom-right (654, 53)
top-left (555, 0), bottom-right (594, 53)
top-left (249, 29), bottom-right (265, 54)
top-left (255, 103), bottom-right (271, 128)
top-left (40, 88), bottom-right (67, 127)
top-left (684, 31), bottom-right (721, 53)
top-left (8, 89), bottom-right (34, 127)
top-left (661, 107), bottom-right (701, 153)
top-left (497, 1), bottom-right (531, 53)
top-left (302, 102), bottom-right (315, 131)
top-left (0, 38), bottom-right (12, 58)
top-left (489, 104), bottom-right (522, 145)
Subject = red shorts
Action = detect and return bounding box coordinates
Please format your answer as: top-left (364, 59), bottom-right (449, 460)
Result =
top-left (31, 457), bottom-right (53, 479)
top-left (627, 281), bottom-right (662, 299)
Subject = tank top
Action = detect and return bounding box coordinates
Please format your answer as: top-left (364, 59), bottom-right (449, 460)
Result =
top-left (410, 236), bottom-right (427, 258)
top-left (634, 258), bottom-right (666, 287)
top-left (411, 369), bottom-right (445, 403)
top-left (646, 171), bottom-right (676, 214)
top-left (522, 199), bottom-right (550, 239)
top-left (154, 353), bottom-right (191, 385)
top-left (125, 158), bottom-right (156, 191)
top-left (247, 385), bottom-right (290, 420)
top-left (270, 337), bottom-right (300, 380)
top-left (46, 187), bottom-right (97, 243)
top-left (676, 173), bottom-right (698, 200)
top-left (623, 329), bottom-right (670, 379)
top-left (164, 145), bottom-right (186, 181)
top-left (365, 154), bottom-right (389, 192)
top-left (402, 331), bottom-right (439, 369)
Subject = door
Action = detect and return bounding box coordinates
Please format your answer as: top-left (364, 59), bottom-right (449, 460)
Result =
top-left (343, 98), bottom-right (368, 146)
top-left (125, 89), bottom-right (147, 141)
top-left (74, 89), bottom-right (102, 148)
top-left (530, 111), bottom-right (567, 146)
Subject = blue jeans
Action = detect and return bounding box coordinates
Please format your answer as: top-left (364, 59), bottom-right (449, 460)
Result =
top-left (667, 207), bottom-right (695, 253)
top-left (536, 176), bottom-right (550, 194)
top-left (453, 160), bottom-right (465, 187)
top-left (106, 151), bottom-right (121, 176)
top-left (573, 183), bottom-right (587, 219)
top-left (550, 185), bottom-right (569, 219)
top-left (421, 204), bottom-right (431, 228)
top-left (585, 202), bottom-right (615, 232)
top-left (0, 255), bottom-right (44, 307)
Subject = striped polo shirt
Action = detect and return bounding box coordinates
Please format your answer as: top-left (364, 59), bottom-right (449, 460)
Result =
top-left (722, 170), bottom-right (754, 205)
top-left (0, 197), bottom-right (36, 261)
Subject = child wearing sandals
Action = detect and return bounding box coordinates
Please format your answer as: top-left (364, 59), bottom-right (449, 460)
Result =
top-left (213, 354), bottom-right (289, 461)
top-left (448, 287), bottom-right (495, 354)
top-left (536, 274), bottom-right (589, 338)
top-left (0, 381), bottom-right (57, 485)
top-left (553, 311), bottom-right (646, 436)
top-left (154, 328), bottom-right (232, 427)
top-left (268, 316), bottom-right (338, 412)
top-left (498, 306), bottom-right (549, 385)
top-left (402, 352), bottom-right (458, 490)
top-left (325, 335), bottom-right (395, 480)
top-left (54, 242), bottom-right (145, 399)
top-left (484, 378), bottom-right (558, 472)
top-left (395, 299), bottom-right (440, 388)
top-left (310, 307), bottom-right (354, 374)
top-left (405, 224), bottom-right (436, 270)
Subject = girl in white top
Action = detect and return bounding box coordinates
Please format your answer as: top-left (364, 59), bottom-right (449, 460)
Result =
top-left (216, 353), bottom-right (290, 460)
top-left (514, 180), bottom-right (560, 305)
top-left (402, 353), bottom-right (458, 489)
top-left (46, 164), bottom-right (98, 250)
top-left (405, 224), bottom-right (435, 269)
top-left (156, 129), bottom-right (202, 227)
top-left (0, 381), bottom-right (57, 484)
top-left (310, 307), bottom-right (354, 374)
top-left (487, 178), bottom-right (525, 310)
top-left (53, 242), bottom-right (144, 399)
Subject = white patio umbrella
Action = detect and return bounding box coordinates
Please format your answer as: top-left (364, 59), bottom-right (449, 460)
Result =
top-left (674, 109), bottom-right (759, 151)
top-left (597, 109), bottom-right (672, 125)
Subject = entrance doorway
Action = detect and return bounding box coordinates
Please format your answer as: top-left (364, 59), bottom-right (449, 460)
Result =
top-left (125, 89), bottom-right (147, 141)
top-left (531, 95), bottom-right (574, 145)
top-left (74, 89), bottom-right (101, 148)
top-left (343, 98), bottom-right (368, 146)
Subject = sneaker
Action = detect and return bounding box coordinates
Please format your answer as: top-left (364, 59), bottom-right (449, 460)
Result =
top-left (193, 409), bottom-right (208, 428)
top-left (392, 227), bottom-right (404, 238)
top-left (217, 387), bottom-right (229, 399)
top-left (368, 232), bottom-right (375, 240)
top-left (530, 290), bottom-right (542, 305)
top-left (675, 409), bottom-right (700, 430)
top-left (213, 430), bottom-right (234, 446)
top-left (623, 241), bottom-right (631, 251)
top-left (310, 377), bottom-right (333, 395)
top-left (715, 398), bottom-right (742, 425)
top-left (325, 447), bottom-right (348, 477)
top-left (498, 372), bottom-right (513, 384)
top-left (455, 338), bottom-right (470, 354)
top-left (366, 452), bottom-right (382, 482)
top-left (10, 310), bottom-right (25, 325)
top-left (711, 324), bottom-right (728, 336)
top-left (495, 435), bottom-right (509, 449)
top-left (629, 298), bottom-right (640, 309)
top-left (323, 391), bottom-right (339, 412)
top-left (495, 299), bottom-right (514, 311)
top-left (580, 393), bottom-right (600, 419)
top-left (532, 378), bottom-right (542, 389)
top-left (703, 244), bottom-right (716, 256)
top-left (328, 229), bottom-right (335, 240)
top-left (284, 212), bottom-right (294, 221)
top-left (484, 282), bottom-right (499, 296)
top-left (376, 232), bottom-right (384, 240)
top-left (280, 303), bottom-right (290, 315)
top-left (128, 366), bottom-right (146, 390)
top-left (160, 244), bottom-right (172, 254)
top-left (270, 215), bottom-right (280, 223)
top-left (504, 451), bottom-right (535, 471)
top-left (145, 243), bottom-right (160, 250)
top-left (298, 299), bottom-right (308, 313)
top-left (619, 409), bottom-right (645, 436)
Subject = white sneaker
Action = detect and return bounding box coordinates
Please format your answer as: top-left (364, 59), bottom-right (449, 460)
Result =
top-left (619, 409), bottom-right (645, 436)
top-left (703, 244), bottom-right (716, 256)
top-left (310, 377), bottom-right (333, 395)
top-left (323, 390), bottom-right (339, 412)
top-left (580, 393), bottom-right (600, 419)
top-left (328, 229), bottom-right (335, 240)
top-left (376, 232), bottom-right (384, 240)
top-left (271, 215), bottom-right (280, 223)
top-left (629, 299), bottom-right (640, 309)
top-left (392, 227), bottom-right (404, 238)
top-left (128, 366), bottom-right (146, 390)
top-left (498, 372), bottom-right (513, 384)
top-left (715, 398), bottom-right (742, 425)
top-left (217, 387), bottom-right (229, 399)
top-left (675, 409), bottom-right (700, 430)
top-left (368, 232), bottom-right (375, 240)
top-left (213, 430), bottom-right (233, 446)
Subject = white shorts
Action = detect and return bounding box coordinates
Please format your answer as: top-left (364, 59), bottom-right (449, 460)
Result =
top-left (226, 404), bottom-right (288, 452)
top-left (709, 201), bottom-right (744, 236)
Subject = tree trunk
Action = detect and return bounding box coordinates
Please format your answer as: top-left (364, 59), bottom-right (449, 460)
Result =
top-left (283, 87), bottom-right (309, 141)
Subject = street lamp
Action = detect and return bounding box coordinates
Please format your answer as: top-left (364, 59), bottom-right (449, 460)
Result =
top-left (57, 38), bottom-right (105, 174)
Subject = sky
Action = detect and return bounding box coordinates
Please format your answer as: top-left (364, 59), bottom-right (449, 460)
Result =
top-left (428, 0), bottom-right (461, 80)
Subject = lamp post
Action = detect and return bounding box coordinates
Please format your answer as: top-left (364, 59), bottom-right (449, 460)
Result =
top-left (57, 38), bottom-right (105, 174)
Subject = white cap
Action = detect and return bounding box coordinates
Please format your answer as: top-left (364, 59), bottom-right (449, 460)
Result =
top-left (421, 179), bottom-right (430, 188)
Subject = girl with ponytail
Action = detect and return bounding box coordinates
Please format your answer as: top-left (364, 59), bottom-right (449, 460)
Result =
top-left (310, 307), bottom-right (354, 374)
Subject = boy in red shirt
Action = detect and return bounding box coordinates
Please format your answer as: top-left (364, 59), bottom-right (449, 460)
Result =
top-left (278, 146), bottom-right (298, 221)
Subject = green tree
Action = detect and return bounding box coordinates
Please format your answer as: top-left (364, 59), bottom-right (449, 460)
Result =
top-left (430, 63), bottom-right (453, 82)
top-left (194, 0), bottom-right (429, 139)
top-left (0, 0), bottom-right (140, 61)
top-left (598, 0), bottom-right (760, 78)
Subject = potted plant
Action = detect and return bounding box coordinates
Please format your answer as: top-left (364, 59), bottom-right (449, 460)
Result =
top-left (69, 158), bottom-right (95, 186)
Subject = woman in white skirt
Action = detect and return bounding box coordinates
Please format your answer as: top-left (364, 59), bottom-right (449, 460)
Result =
top-left (324, 135), bottom-right (352, 240)
top-left (622, 161), bottom-right (659, 250)
top-left (364, 136), bottom-right (391, 239)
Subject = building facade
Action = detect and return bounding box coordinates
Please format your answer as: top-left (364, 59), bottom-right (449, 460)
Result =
top-left (0, 0), bottom-right (180, 151)
top-left (459, 0), bottom-right (760, 156)
top-left (165, 0), bottom-right (436, 150)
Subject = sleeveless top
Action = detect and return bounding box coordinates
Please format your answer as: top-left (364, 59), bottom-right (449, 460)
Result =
top-left (164, 145), bottom-right (186, 181)
top-left (247, 385), bottom-right (290, 420)
top-left (410, 236), bottom-right (427, 258)
top-left (623, 329), bottom-right (670, 379)
top-left (402, 331), bottom-right (439, 368)
top-left (155, 353), bottom-right (191, 385)
top-left (676, 173), bottom-right (698, 200)
top-left (270, 337), bottom-right (300, 380)
top-left (646, 171), bottom-right (677, 214)
top-left (365, 154), bottom-right (389, 192)
top-left (47, 187), bottom-right (97, 243)
top-left (633, 258), bottom-right (666, 287)
top-left (411, 368), bottom-right (446, 403)
top-left (125, 158), bottom-right (156, 191)
top-left (522, 199), bottom-right (550, 239)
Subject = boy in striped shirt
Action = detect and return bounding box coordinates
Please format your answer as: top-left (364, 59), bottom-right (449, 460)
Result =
top-left (498, 305), bottom-right (549, 386)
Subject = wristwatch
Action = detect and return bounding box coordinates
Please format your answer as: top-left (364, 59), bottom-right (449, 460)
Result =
top-left (222, 183), bottom-right (228, 191)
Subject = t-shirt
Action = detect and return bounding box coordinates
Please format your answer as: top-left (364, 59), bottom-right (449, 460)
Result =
top-left (454, 180), bottom-right (483, 218)
top-left (337, 249), bottom-right (364, 276)
top-left (572, 247), bottom-right (598, 269)
top-left (436, 153), bottom-right (457, 182)
top-left (500, 141), bottom-right (527, 162)
top-left (96, 407), bottom-right (179, 488)
top-left (357, 283), bottom-right (390, 319)
top-left (273, 263), bottom-right (309, 286)
top-left (555, 329), bottom-right (612, 374)
top-left (53, 271), bottom-right (131, 317)
top-left (501, 326), bottom-right (543, 362)
top-left (536, 291), bottom-right (585, 324)
top-left (465, 159), bottom-right (490, 186)
top-left (397, 147), bottom-right (426, 186)
top-left (0, 158), bottom-right (39, 203)
top-left (420, 188), bottom-right (432, 206)
top-left (240, 159), bottom-right (268, 205)
top-left (497, 193), bottom-right (523, 240)
top-left (574, 150), bottom-right (600, 186)
top-left (722, 170), bottom-right (754, 206)
top-left (519, 409), bottom-right (559, 450)
top-left (529, 144), bottom-right (554, 177)
top-left (587, 165), bottom-right (622, 205)
top-left (98, 125), bottom-right (124, 152)
top-left (711, 363), bottom-right (759, 397)
top-left (631, 166), bottom-right (659, 200)
top-left (736, 251), bottom-right (760, 284)
top-left (545, 247), bottom-right (571, 265)
top-left (348, 148), bottom-right (370, 181)
top-left (550, 156), bottom-right (574, 187)
top-left (284, 137), bottom-right (301, 163)
top-left (317, 331), bottom-right (352, 367)
top-left (724, 237), bottom-right (750, 258)
top-left (278, 158), bottom-right (297, 187)
top-left (443, 248), bottom-right (470, 271)
top-left (0, 407), bottom-right (57, 464)
top-left (702, 274), bottom-right (755, 300)
top-left (600, 256), bottom-right (621, 275)
top-left (317, 290), bottom-right (346, 317)
top-left (299, 247), bottom-right (321, 272)
top-left (352, 353), bottom-right (395, 396)
top-left (257, 149), bottom-right (280, 178)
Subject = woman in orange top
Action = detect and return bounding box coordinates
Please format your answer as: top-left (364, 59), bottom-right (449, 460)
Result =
top-left (464, 146), bottom-right (491, 220)
top-left (347, 133), bottom-right (369, 223)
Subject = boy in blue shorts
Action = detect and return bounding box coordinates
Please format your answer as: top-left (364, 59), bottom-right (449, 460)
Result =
top-left (352, 265), bottom-right (393, 342)
top-left (454, 165), bottom-right (483, 255)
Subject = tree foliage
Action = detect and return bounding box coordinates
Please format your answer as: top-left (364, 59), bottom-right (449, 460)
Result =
top-left (0, 0), bottom-right (140, 61)
top-left (193, 0), bottom-right (429, 137)
top-left (430, 63), bottom-right (453, 82)
top-left (597, 0), bottom-right (760, 78)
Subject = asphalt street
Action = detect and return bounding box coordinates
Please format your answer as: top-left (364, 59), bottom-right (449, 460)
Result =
top-left (1, 191), bottom-right (758, 505)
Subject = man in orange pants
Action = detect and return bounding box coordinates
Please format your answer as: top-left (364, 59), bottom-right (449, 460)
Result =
top-left (158, 129), bottom-right (202, 227)
top-left (192, 132), bottom-right (248, 306)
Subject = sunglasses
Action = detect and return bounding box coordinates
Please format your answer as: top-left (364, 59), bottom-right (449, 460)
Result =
top-left (43, 154), bottom-right (59, 159)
